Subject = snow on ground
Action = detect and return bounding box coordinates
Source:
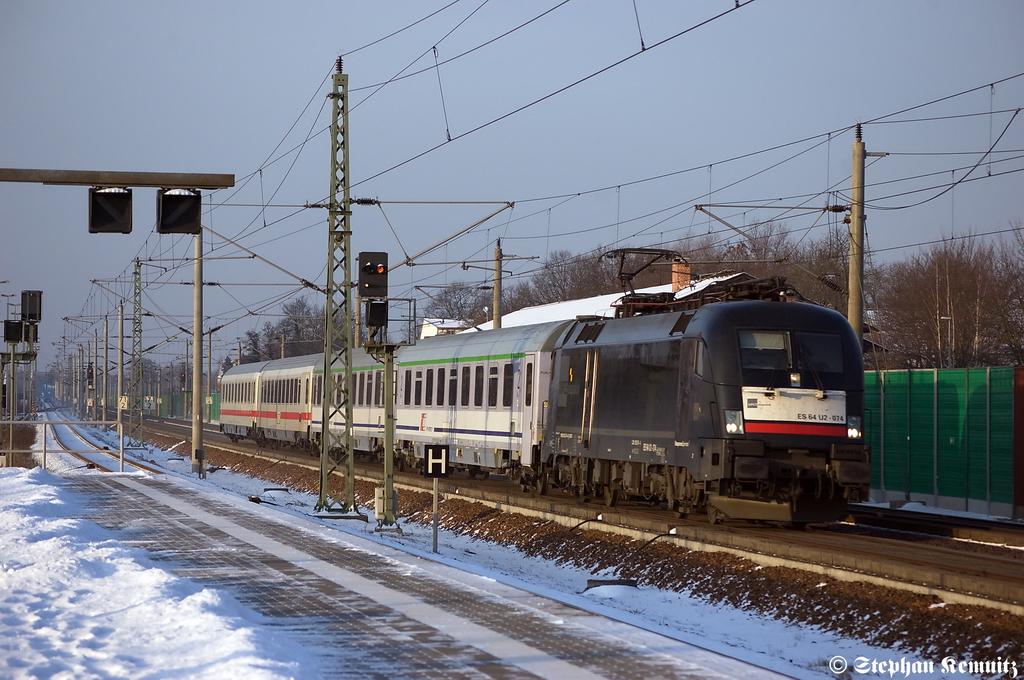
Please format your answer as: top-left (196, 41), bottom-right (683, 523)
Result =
top-left (0, 419), bottom-right (985, 679)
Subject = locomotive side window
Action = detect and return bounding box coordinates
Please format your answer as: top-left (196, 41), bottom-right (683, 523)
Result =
top-left (694, 342), bottom-right (708, 377)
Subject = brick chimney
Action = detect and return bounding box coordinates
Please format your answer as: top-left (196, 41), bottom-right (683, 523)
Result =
top-left (671, 258), bottom-right (691, 292)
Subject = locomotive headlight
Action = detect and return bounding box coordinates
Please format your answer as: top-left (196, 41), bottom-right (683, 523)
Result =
top-left (847, 415), bottom-right (863, 439)
top-left (724, 409), bottom-right (745, 434)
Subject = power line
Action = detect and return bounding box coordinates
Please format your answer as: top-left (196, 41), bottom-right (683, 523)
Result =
top-left (351, 1), bottom-right (759, 189)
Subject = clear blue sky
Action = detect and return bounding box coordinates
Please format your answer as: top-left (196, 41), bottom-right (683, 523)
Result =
top-left (2, 1), bottom-right (1022, 369)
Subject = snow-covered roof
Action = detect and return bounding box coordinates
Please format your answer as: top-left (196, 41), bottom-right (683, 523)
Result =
top-left (469, 272), bottom-right (747, 332)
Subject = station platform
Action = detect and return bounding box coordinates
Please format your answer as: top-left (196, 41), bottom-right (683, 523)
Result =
top-left (63, 472), bottom-right (781, 679)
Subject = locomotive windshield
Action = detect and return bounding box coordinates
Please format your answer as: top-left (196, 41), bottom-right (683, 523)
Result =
top-left (738, 330), bottom-right (844, 389)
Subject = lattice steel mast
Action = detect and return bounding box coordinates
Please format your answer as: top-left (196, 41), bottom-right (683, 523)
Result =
top-left (128, 259), bottom-right (143, 443)
top-left (317, 59), bottom-right (357, 512)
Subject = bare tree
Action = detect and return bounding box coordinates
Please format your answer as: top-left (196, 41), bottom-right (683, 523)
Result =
top-left (422, 282), bottom-right (491, 326)
top-left (873, 236), bottom-right (1004, 368)
top-left (988, 222), bottom-right (1024, 364)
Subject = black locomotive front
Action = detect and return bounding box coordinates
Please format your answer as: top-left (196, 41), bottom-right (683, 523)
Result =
top-left (684, 300), bottom-right (870, 522)
top-left (542, 299), bottom-right (870, 523)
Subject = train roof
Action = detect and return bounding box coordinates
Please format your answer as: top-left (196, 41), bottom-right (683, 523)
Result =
top-left (222, 354), bottom-right (321, 379)
top-left (399, 319), bottom-right (575, 365)
top-left (221, 360), bottom-right (271, 379)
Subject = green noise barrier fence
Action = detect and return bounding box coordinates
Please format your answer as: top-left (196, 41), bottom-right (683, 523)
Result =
top-left (864, 367), bottom-right (1024, 519)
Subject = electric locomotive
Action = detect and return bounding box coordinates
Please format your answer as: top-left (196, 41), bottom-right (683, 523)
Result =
top-left (538, 295), bottom-right (871, 523)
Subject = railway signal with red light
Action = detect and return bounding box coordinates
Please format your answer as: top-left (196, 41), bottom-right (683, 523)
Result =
top-left (358, 252), bottom-right (388, 299)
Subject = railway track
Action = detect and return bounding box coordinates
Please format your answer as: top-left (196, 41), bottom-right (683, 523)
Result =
top-left (44, 417), bottom-right (164, 475)
top-left (141, 417), bottom-right (1024, 614)
top-left (848, 503), bottom-right (1024, 547)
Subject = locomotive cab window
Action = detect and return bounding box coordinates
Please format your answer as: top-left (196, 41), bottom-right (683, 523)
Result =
top-left (794, 332), bottom-right (843, 375)
top-left (739, 330), bottom-right (792, 388)
top-left (739, 330), bottom-right (845, 389)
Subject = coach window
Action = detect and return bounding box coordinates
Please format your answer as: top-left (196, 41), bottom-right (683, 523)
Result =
top-left (436, 368), bottom-right (445, 406)
top-left (376, 370), bottom-right (384, 406)
top-left (475, 365), bottom-right (485, 407)
top-left (365, 372), bottom-right (373, 407)
top-left (461, 366), bottom-right (471, 406)
top-left (425, 369), bottom-right (434, 407)
top-left (525, 362), bottom-right (534, 407)
top-left (502, 363), bottom-right (513, 407)
top-left (404, 370), bottom-right (412, 406)
top-left (488, 365), bottom-right (499, 407)
top-left (414, 370), bottom-right (423, 406)
top-left (450, 368), bottom-right (459, 407)
top-left (358, 372), bottom-right (365, 406)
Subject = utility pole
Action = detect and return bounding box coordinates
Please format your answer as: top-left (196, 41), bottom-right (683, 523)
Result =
top-left (493, 240), bottom-right (502, 329)
top-left (848, 125), bottom-right (866, 348)
top-left (103, 315), bottom-right (109, 426)
top-left (317, 58), bottom-right (359, 515)
top-left (117, 303), bottom-right (124, 436)
top-left (91, 332), bottom-right (98, 421)
top-left (192, 231), bottom-right (205, 478)
top-left (848, 124), bottom-right (887, 350)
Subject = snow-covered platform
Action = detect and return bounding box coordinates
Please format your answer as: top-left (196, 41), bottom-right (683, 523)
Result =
top-left (64, 472), bottom-right (781, 679)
